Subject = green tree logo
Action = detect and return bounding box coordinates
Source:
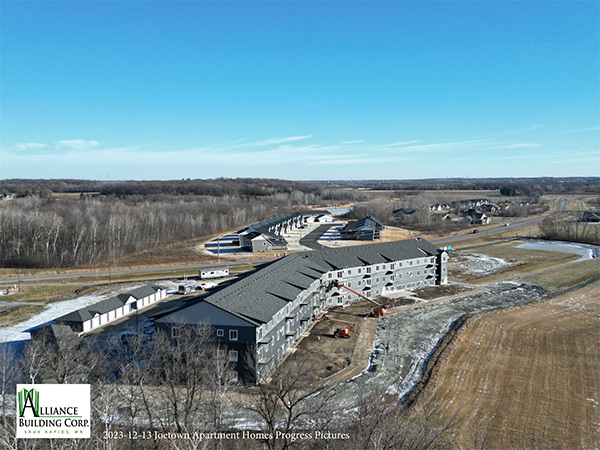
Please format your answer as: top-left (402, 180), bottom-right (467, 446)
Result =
top-left (18, 388), bottom-right (39, 418)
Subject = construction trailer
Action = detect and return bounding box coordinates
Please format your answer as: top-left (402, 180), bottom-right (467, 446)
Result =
top-left (199, 268), bottom-right (230, 279)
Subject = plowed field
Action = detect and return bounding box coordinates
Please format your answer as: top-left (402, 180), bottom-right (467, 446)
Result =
top-left (414, 281), bottom-right (600, 449)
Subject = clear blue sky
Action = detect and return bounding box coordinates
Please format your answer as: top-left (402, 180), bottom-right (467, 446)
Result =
top-left (1, 1), bottom-right (598, 180)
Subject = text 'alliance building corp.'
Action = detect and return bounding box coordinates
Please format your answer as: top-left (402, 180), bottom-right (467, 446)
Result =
top-left (155, 239), bottom-right (448, 382)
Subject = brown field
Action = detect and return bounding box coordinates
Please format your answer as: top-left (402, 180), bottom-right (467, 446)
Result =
top-left (413, 281), bottom-right (600, 449)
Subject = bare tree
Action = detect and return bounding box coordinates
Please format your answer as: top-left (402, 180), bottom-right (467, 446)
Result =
top-left (244, 355), bottom-right (336, 450)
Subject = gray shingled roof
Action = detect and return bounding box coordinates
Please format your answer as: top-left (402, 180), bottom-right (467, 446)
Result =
top-left (343, 216), bottom-right (385, 233)
top-left (57, 285), bottom-right (163, 324)
top-left (198, 239), bottom-right (440, 325)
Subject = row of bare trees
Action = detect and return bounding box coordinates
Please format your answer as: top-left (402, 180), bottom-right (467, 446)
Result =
top-left (540, 216), bottom-right (600, 245)
top-left (0, 322), bottom-right (461, 450)
top-left (0, 191), bottom-right (323, 268)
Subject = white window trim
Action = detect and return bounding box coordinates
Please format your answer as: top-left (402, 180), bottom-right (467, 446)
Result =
top-left (216, 329), bottom-right (224, 337)
top-left (229, 329), bottom-right (238, 341)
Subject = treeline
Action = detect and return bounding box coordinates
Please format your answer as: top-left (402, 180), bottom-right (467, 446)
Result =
top-left (0, 178), bottom-right (324, 197)
top-left (326, 177), bottom-right (600, 195)
top-left (3, 177), bottom-right (599, 199)
top-left (540, 215), bottom-right (600, 245)
top-left (0, 193), bottom-right (320, 268)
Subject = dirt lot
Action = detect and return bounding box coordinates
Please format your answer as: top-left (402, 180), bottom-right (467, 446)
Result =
top-left (293, 296), bottom-right (417, 380)
top-left (413, 281), bottom-right (600, 449)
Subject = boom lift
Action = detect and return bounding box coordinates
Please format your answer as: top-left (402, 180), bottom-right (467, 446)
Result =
top-left (332, 280), bottom-right (387, 317)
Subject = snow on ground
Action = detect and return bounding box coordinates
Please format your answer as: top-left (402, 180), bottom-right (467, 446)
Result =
top-left (0, 282), bottom-right (173, 343)
top-left (517, 240), bottom-right (599, 262)
top-left (327, 282), bottom-right (545, 409)
top-left (459, 254), bottom-right (511, 275)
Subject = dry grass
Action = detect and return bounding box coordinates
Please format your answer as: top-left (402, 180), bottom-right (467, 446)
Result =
top-left (414, 281), bottom-right (600, 449)
top-left (522, 258), bottom-right (600, 291)
top-left (452, 241), bottom-right (579, 284)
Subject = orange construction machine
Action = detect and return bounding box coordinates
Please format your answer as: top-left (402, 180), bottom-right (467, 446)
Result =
top-left (318, 315), bottom-right (356, 339)
top-left (333, 280), bottom-right (387, 317)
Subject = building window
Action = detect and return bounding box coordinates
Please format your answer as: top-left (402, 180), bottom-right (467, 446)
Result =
top-left (171, 326), bottom-right (180, 338)
top-left (217, 329), bottom-right (224, 337)
top-left (399, 262), bottom-right (403, 267)
top-left (410, 261), bottom-right (413, 266)
top-left (376, 266), bottom-right (379, 271)
top-left (328, 273), bottom-right (332, 279)
top-left (382, 276), bottom-right (386, 281)
top-left (376, 278), bottom-right (379, 283)
top-left (229, 350), bottom-right (238, 362)
top-left (337, 271), bottom-right (343, 278)
top-left (230, 371), bottom-right (239, 383)
top-left (358, 280), bottom-right (362, 286)
top-left (358, 268), bottom-right (362, 274)
top-left (348, 282), bottom-right (352, 287)
top-left (229, 330), bottom-right (238, 341)
top-left (417, 271), bottom-right (420, 276)
top-left (348, 269), bottom-right (352, 275)
top-left (258, 328), bottom-right (263, 341)
top-left (217, 349), bottom-right (226, 357)
top-left (382, 265), bottom-right (386, 270)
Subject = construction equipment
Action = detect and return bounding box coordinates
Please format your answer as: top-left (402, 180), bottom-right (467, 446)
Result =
top-left (334, 327), bottom-right (353, 339)
top-left (318, 315), bottom-right (356, 338)
top-left (333, 280), bottom-right (387, 317)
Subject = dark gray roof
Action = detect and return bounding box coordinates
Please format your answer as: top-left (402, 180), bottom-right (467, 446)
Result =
top-left (182, 239), bottom-right (440, 326)
top-left (342, 216), bottom-right (385, 233)
top-left (57, 285), bottom-right (163, 324)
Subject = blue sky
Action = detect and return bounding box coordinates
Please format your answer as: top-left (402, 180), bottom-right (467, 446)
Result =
top-left (1, 1), bottom-right (598, 180)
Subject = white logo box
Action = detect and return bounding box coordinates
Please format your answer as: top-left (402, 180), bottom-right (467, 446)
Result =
top-left (16, 384), bottom-right (90, 439)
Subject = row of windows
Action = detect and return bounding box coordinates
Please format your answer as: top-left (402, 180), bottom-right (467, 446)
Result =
top-left (171, 327), bottom-right (240, 341)
top-left (215, 329), bottom-right (238, 341)
top-left (217, 349), bottom-right (239, 362)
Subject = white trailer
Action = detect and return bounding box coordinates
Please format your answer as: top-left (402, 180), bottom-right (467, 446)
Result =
top-left (199, 268), bottom-right (229, 279)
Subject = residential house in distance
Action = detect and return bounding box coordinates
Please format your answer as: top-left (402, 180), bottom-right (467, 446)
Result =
top-left (154, 238), bottom-right (448, 382)
top-left (340, 216), bottom-right (385, 240)
top-left (463, 209), bottom-right (491, 225)
top-left (55, 285), bottom-right (167, 333)
top-left (392, 208), bottom-right (416, 218)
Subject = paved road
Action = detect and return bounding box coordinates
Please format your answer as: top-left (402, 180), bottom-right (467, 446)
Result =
top-left (430, 214), bottom-right (545, 246)
top-left (299, 223), bottom-right (342, 249)
top-left (0, 260), bottom-right (271, 285)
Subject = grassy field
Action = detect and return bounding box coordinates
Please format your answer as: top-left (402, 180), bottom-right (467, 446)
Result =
top-left (522, 258), bottom-right (600, 291)
top-left (452, 240), bottom-right (580, 284)
top-left (413, 281), bottom-right (600, 449)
